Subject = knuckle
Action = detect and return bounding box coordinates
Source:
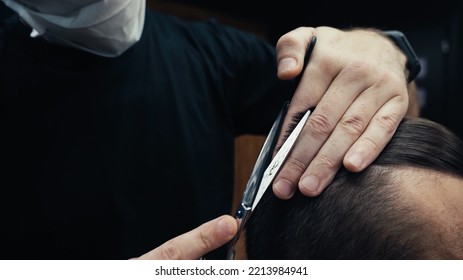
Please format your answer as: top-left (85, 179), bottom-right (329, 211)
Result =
top-left (199, 228), bottom-right (214, 251)
top-left (316, 53), bottom-right (339, 74)
top-left (277, 27), bottom-right (308, 48)
top-left (306, 113), bottom-right (332, 138)
top-left (339, 114), bottom-right (366, 137)
top-left (317, 154), bottom-right (338, 171)
top-left (277, 27), bottom-right (316, 56)
top-left (284, 157), bottom-right (308, 175)
top-left (341, 60), bottom-right (371, 81)
top-left (374, 114), bottom-right (399, 135)
top-left (159, 241), bottom-right (183, 260)
top-left (384, 71), bottom-right (402, 86)
top-left (276, 34), bottom-right (296, 51)
top-left (375, 71), bottom-right (407, 93)
top-left (346, 61), bottom-right (372, 79)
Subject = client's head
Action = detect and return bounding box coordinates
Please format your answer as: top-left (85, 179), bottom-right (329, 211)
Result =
top-left (246, 117), bottom-right (463, 259)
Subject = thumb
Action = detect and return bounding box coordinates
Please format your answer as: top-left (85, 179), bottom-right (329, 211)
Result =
top-left (276, 26), bottom-right (315, 80)
top-left (135, 215), bottom-right (238, 260)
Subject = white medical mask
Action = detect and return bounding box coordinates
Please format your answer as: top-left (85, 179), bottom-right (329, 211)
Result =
top-left (2, 0), bottom-right (146, 57)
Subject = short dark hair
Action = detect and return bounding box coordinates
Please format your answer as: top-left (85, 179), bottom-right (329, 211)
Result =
top-left (246, 117), bottom-right (463, 259)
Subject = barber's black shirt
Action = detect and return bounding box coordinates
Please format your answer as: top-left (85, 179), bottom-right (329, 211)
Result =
top-left (0, 9), bottom-right (294, 259)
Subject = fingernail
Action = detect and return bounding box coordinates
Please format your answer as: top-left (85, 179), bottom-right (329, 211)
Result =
top-left (274, 180), bottom-right (293, 198)
top-left (300, 175), bottom-right (320, 193)
top-left (278, 58), bottom-right (297, 74)
top-left (347, 154), bottom-right (364, 170)
top-left (218, 218), bottom-right (234, 236)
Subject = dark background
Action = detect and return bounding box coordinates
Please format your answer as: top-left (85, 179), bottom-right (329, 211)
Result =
top-left (168, 0), bottom-right (459, 42)
top-left (1, 1), bottom-right (462, 138)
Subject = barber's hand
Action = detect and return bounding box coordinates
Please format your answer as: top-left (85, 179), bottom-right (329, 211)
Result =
top-left (134, 215), bottom-right (237, 260)
top-left (273, 26), bottom-right (409, 198)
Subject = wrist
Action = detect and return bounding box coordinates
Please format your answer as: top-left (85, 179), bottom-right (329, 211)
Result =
top-left (383, 30), bottom-right (421, 83)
